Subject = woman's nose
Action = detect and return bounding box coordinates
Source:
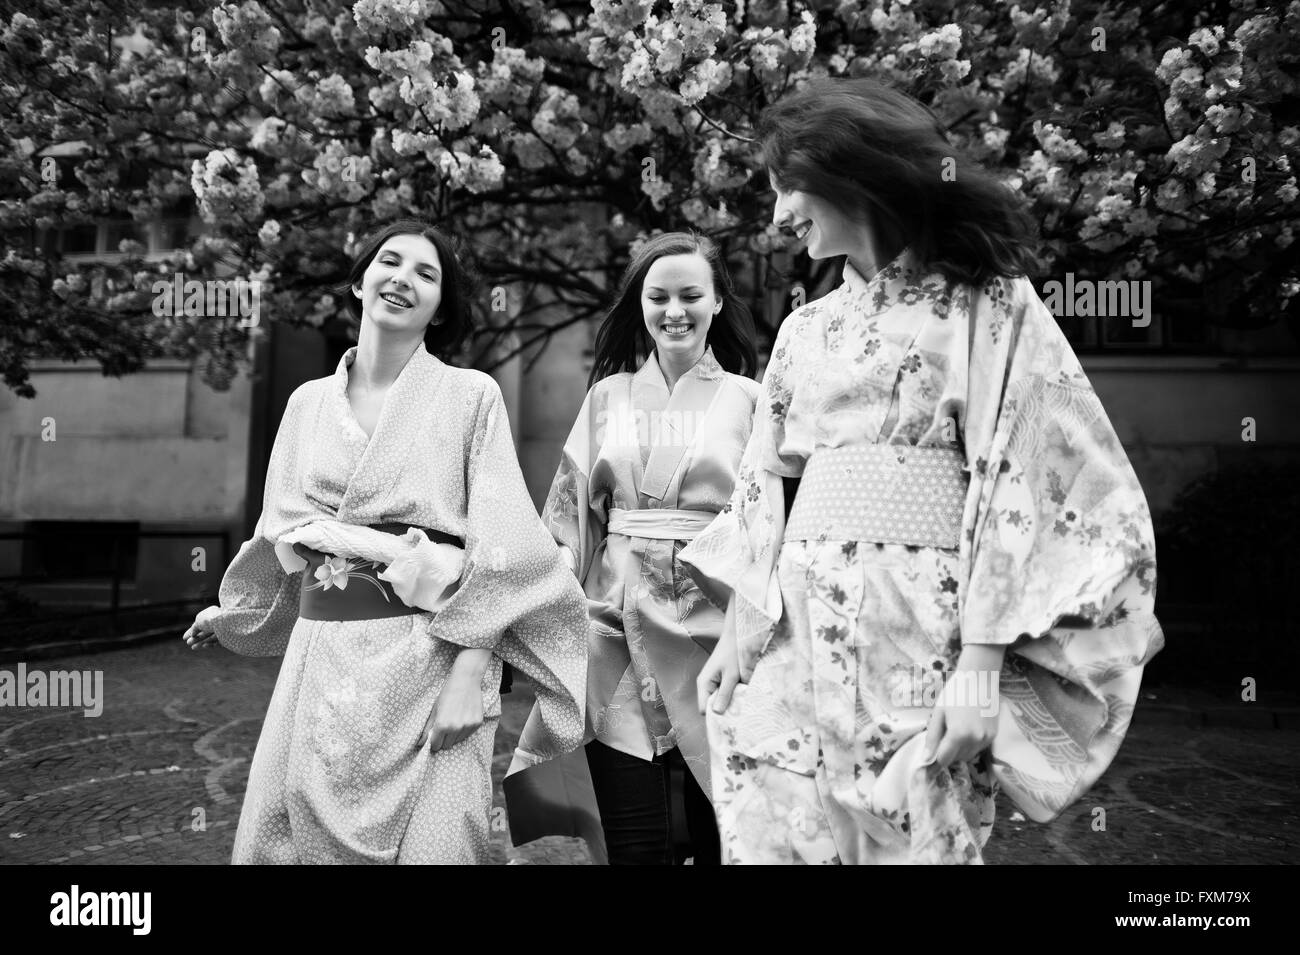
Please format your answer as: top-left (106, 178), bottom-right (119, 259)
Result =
top-left (665, 301), bottom-right (685, 318)
top-left (772, 198), bottom-right (791, 229)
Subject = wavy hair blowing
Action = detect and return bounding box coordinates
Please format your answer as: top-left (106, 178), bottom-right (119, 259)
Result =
top-left (589, 232), bottom-right (758, 389)
top-left (758, 78), bottom-right (1037, 285)
top-left (335, 218), bottom-right (476, 358)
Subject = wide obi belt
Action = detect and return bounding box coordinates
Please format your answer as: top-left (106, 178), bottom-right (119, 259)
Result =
top-left (784, 445), bottom-right (969, 550)
top-left (290, 522), bottom-right (464, 622)
top-left (607, 508), bottom-right (717, 541)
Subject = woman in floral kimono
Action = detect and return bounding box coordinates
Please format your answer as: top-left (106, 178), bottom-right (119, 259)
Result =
top-left (181, 219), bottom-right (588, 864)
top-left (680, 80), bottom-right (1165, 864)
top-left (507, 232), bottom-right (759, 864)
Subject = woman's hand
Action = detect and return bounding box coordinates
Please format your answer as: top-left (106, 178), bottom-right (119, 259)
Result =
top-left (697, 600), bottom-right (743, 715)
top-left (922, 643), bottom-right (1005, 768)
top-left (181, 606), bottom-right (221, 650)
top-left (419, 647), bottom-right (492, 753)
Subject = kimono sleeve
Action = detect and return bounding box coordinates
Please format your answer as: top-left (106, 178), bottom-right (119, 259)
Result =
top-left (429, 379), bottom-right (588, 758)
top-left (679, 310), bottom-right (813, 681)
top-left (540, 384), bottom-right (606, 582)
top-left (211, 389), bottom-right (308, 657)
top-left (959, 277), bottom-right (1165, 821)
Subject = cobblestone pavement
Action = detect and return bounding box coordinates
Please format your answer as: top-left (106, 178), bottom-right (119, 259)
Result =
top-left (0, 640), bottom-right (1295, 865)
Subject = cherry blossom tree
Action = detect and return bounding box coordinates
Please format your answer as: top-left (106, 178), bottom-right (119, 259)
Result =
top-left (1, 0), bottom-right (1295, 397)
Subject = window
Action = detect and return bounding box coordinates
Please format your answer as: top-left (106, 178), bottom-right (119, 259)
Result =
top-left (1047, 282), bottom-right (1214, 354)
top-left (33, 146), bottom-right (198, 261)
top-left (21, 521), bottom-right (140, 583)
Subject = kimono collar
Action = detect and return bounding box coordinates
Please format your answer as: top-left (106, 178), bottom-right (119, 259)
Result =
top-left (329, 340), bottom-right (442, 518)
top-left (840, 247), bottom-right (949, 316)
top-left (333, 340), bottom-right (438, 398)
top-left (635, 345), bottom-right (726, 502)
top-left (638, 345), bottom-right (725, 391)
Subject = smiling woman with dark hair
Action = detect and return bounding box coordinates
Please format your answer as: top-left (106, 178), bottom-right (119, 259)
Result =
top-left (758, 77), bottom-right (1037, 285)
top-left (334, 218), bottom-right (475, 359)
top-left (682, 79), bottom-right (1164, 865)
top-left (181, 218), bottom-right (588, 864)
top-left (587, 231), bottom-right (759, 386)
top-left (507, 231), bottom-right (759, 865)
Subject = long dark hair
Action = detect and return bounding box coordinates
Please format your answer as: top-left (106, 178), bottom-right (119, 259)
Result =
top-left (588, 232), bottom-right (758, 388)
top-left (335, 218), bottom-right (475, 358)
top-left (758, 78), bottom-right (1037, 285)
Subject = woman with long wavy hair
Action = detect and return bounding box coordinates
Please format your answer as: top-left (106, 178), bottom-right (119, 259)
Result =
top-left (508, 231), bottom-right (759, 865)
top-left (682, 79), bottom-right (1164, 864)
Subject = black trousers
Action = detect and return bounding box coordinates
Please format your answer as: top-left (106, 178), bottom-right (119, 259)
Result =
top-left (585, 739), bottom-right (721, 865)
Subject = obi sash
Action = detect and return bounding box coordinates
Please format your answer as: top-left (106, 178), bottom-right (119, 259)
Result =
top-left (607, 508), bottom-right (716, 541)
top-left (784, 445), bottom-right (968, 549)
top-left (297, 523), bottom-right (463, 622)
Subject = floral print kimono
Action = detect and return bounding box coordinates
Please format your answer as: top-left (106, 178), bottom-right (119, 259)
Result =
top-left (510, 348), bottom-right (758, 799)
top-left (680, 250), bottom-right (1164, 865)
top-left (206, 343), bottom-right (587, 864)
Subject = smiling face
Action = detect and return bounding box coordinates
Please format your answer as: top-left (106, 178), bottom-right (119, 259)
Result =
top-left (770, 173), bottom-right (877, 264)
top-left (352, 233), bottom-right (443, 333)
top-left (641, 252), bottom-right (722, 370)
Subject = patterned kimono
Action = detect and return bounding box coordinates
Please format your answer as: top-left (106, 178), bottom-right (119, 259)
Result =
top-left (208, 343), bottom-right (587, 864)
top-left (680, 250), bottom-right (1164, 864)
top-left (511, 348), bottom-right (758, 795)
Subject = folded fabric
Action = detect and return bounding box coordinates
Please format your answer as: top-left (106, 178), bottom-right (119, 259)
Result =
top-left (507, 747), bottom-right (548, 774)
top-left (272, 520), bottom-right (464, 613)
